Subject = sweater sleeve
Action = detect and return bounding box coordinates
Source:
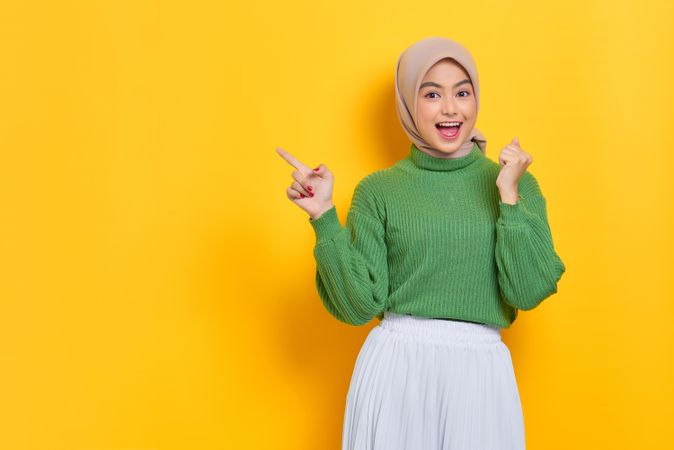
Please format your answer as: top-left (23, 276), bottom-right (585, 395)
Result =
top-left (495, 171), bottom-right (566, 311)
top-left (308, 178), bottom-right (389, 326)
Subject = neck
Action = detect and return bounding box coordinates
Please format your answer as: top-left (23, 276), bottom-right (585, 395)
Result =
top-left (409, 140), bottom-right (482, 172)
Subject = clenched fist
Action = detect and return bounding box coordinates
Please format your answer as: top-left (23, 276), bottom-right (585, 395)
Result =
top-left (496, 137), bottom-right (532, 204)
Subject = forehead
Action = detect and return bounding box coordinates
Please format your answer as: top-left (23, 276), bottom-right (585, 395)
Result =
top-left (421, 58), bottom-right (470, 82)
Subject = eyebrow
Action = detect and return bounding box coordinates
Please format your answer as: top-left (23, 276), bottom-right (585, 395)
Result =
top-left (419, 79), bottom-right (471, 91)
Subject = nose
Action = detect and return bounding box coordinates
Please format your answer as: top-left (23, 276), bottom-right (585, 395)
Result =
top-left (441, 97), bottom-right (458, 116)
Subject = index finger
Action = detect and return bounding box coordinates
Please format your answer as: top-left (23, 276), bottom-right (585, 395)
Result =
top-left (275, 147), bottom-right (312, 174)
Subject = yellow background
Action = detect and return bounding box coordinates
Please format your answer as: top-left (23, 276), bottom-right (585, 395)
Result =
top-left (1, 0), bottom-right (672, 449)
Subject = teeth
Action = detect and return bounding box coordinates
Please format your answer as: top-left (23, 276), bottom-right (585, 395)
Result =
top-left (437, 122), bottom-right (461, 127)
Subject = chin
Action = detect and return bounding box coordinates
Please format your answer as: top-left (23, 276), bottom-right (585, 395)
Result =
top-left (423, 128), bottom-right (465, 151)
top-left (431, 138), bottom-right (466, 153)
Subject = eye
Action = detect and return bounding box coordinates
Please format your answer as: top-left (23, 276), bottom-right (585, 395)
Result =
top-left (425, 92), bottom-right (440, 99)
top-left (458, 90), bottom-right (470, 97)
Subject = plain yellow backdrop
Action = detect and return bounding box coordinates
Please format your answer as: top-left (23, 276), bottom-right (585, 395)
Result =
top-left (1, 0), bottom-right (672, 449)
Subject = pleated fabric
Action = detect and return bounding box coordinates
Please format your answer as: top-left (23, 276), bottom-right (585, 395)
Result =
top-left (341, 312), bottom-right (526, 450)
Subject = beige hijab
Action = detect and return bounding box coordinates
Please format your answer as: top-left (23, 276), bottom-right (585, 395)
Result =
top-left (395, 36), bottom-right (487, 155)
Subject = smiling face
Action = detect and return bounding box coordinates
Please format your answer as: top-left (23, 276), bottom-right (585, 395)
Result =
top-left (415, 58), bottom-right (477, 157)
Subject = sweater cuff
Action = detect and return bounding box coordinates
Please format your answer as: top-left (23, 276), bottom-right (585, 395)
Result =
top-left (497, 196), bottom-right (526, 226)
top-left (308, 205), bottom-right (341, 243)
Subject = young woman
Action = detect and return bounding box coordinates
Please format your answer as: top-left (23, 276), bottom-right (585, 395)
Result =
top-left (277, 36), bottom-right (565, 450)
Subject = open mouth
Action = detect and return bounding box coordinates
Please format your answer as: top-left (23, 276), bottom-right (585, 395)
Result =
top-left (436, 121), bottom-right (462, 139)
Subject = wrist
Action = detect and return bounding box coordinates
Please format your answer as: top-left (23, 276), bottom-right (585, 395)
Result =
top-left (498, 187), bottom-right (520, 205)
top-left (310, 203), bottom-right (335, 221)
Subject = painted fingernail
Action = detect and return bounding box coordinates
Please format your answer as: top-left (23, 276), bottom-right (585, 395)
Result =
top-left (313, 166), bottom-right (319, 171)
top-left (307, 185), bottom-right (313, 191)
top-left (300, 193), bottom-right (305, 198)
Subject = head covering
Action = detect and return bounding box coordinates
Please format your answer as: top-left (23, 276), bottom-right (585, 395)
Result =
top-left (395, 36), bottom-right (487, 155)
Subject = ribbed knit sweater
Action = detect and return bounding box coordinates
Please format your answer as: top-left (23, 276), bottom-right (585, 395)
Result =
top-left (308, 142), bottom-right (566, 328)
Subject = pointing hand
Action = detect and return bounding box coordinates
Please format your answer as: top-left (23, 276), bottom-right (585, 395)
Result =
top-left (276, 146), bottom-right (335, 220)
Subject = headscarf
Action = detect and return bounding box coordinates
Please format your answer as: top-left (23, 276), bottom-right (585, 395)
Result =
top-left (395, 36), bottom-right (487, 155)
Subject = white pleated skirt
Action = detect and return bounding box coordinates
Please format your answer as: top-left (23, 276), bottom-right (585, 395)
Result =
top-left (342, 311), bottom-right (526, 450)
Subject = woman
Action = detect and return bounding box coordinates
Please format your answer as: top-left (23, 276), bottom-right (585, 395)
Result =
top-left (277, 36), bottom-right (565, 450)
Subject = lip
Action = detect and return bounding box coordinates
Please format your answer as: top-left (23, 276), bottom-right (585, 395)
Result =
top-left (436, 122), bottom-right (462, 140)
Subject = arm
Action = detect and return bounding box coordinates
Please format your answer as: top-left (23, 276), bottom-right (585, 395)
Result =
top-left (308, 178), bottom-right (389, 326)
top-left (495, 172), bottom-right (566, 310)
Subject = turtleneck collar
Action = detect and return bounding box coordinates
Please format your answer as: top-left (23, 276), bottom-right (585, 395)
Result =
top-left (409, 141), bottom-right (483, 172)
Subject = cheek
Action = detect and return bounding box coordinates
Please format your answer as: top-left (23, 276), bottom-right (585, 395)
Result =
top-left (417, 103), bottom-right (439, 125)
top-left (462, 98), bottom-right (477, 116)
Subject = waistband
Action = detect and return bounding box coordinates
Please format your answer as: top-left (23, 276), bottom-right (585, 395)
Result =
top-left (379, 311), bottom-right (502, 345)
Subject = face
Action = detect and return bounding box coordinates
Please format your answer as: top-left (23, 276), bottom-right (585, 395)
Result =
top-left (415, 58), bottom-right (477, 157)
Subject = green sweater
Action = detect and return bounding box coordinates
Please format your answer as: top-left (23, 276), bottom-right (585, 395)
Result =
top-left (308, 142), bottom-right (566, 328)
